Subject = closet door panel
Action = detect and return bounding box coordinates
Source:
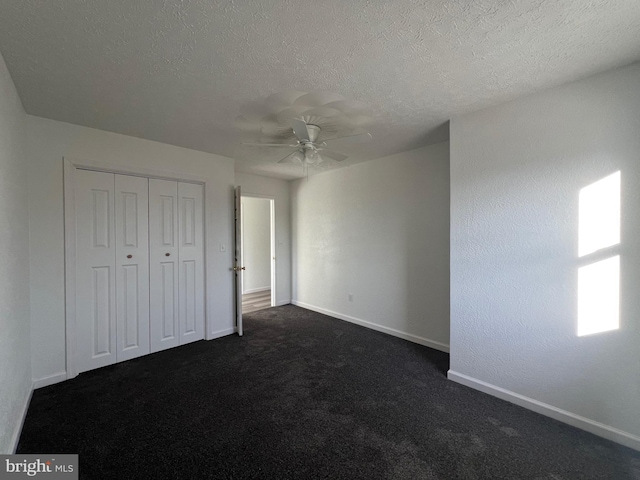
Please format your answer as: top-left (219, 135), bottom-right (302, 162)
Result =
top-left (76, 170), bottom-right (117, 373)
top-left (178, 182), bottom-right (205, 344)
top-left (149, 179), bottom-right (180, 352)
top-left (115, 174), bottom-right (150, 362)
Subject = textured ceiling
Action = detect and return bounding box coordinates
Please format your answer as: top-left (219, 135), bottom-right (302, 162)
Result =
top-left (1, 1), bottom-right (639, 179)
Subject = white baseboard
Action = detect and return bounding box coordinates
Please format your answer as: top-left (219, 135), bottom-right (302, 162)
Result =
top-left (208, 327), bottom-right (236, 340)
top-left (33, 372), bottom-right (67, 389)
top-left (275, 299), bottom-right (291, 307)
top-left (242, 287), bottom-right (270, 294)
top-left (292, 300), bottom-right (449, 353)
top-left (10, 384), bottom-right (33, 453)
top-left (447, 370), bottom-right (640, 452)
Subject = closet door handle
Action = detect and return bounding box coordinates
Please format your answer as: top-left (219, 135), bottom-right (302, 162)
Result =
top-left (165, 253), bottom-right (171, 256)
top-left (127, 255), bottom-right (133, 259)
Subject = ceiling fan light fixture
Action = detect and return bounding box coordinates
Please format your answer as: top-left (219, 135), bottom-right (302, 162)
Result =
top-left (291, 150), bottom-right (305, 165)
top-left (304, 148), bottom-right (319, 163)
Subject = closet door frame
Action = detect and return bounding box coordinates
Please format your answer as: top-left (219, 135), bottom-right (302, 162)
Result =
top-left (63, 157), bottom-right (211, 380)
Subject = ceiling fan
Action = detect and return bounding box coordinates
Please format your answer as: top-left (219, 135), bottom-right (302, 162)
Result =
top-left (243, 117), bottom-right (372, 167)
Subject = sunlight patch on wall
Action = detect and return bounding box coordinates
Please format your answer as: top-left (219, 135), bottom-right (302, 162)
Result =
top-left (579, 171), bottom-right (620, 256)
top-left (578, 256), bottom-right (620, 336)
top-left (577, 171), bottom-right (620, 337)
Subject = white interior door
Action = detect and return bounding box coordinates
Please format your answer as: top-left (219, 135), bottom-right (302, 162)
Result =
top-left (178, 182), bottom-right (205, 344)
top-left (235, 186), bottom-right (243, 336)
top-left (149, 179), bottom-right (180, 353)
top-left (76, 170), bottom-right (117, 373)
top-left (115, 174), bottom-right (150, 362)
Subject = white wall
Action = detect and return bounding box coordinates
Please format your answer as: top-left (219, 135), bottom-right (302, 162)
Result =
top-left (0, 50), bottom-right (31, 453)
top-left (242, 197), bottom-right (271, 293)
top-left (450, 63), bottom-right (640, 449)
top-left (291, 143), bottom-right (450, 350)
top-left (27, 115), bottom-right (236, 385)
top-left (235, 172), bottom-right (291, 306)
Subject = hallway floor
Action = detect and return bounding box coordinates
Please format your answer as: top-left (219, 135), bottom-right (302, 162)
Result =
top-left (242, 289), bottom-right (271, 313)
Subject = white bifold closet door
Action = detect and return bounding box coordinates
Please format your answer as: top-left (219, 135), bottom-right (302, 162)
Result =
top-left (115, 174), bottom-right (150, 362)
top-left (75, 171), bottom-right (204, 373)
top-left (149, 179), bottom-right (204, 353)
top-left (76, 171), bottom-right (150, 373)
top-left (177, 182), bottom-right (205, 345)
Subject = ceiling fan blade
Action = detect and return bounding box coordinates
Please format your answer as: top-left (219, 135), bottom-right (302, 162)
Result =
top-left (318, 149), bottom-right (348, 162)
top-left (234, 115), bottom-right (263, 133)
top-left (276, 107), bottom-right (309, 125)
top-left (277, 151), bottom-right (302, 163)
top-left (290, 118), bottom-right (310, 142)
top-left (323, 99), bottom-right (372, 115)
top-left (299, 107), bottom-right (342, 119)
top-left (264, 91), bottom-right (307, 112)
top-left (293, 92), bottom-right (345, 107)
top-left (242, 142), bottom-right (298, 148)
top-left (323, 132), bottom-right (372, 148)
top-left (261, 123), bottom-right (294, 137)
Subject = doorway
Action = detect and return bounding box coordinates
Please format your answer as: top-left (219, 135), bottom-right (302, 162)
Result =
top-left (240, 196), bottom-right (276, 314)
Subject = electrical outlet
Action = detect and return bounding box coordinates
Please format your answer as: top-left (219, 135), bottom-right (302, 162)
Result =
top-left (348, 293), bottom-right (353, 302)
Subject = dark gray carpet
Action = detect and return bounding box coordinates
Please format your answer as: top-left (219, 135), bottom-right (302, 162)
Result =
top-left (18, 305), bottom-right (640, 479)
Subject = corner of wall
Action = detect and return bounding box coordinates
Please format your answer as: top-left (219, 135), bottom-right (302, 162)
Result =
top-left (0, 46), bottom-right (33, 454)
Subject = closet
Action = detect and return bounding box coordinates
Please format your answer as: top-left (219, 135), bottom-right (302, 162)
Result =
top-left (74, 170), bottom-right (204, 374)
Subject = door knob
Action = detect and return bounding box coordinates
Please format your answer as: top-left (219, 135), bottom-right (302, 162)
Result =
top-left (165, 253), bottom-right (170, 256)
top-left (127, 255), bottom-right (133, 259)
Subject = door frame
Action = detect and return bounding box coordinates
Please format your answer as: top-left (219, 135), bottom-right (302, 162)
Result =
top-left (238, 193), bottom-right (277, 308)
top-left (63, 157), bottom-right (211, 379)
